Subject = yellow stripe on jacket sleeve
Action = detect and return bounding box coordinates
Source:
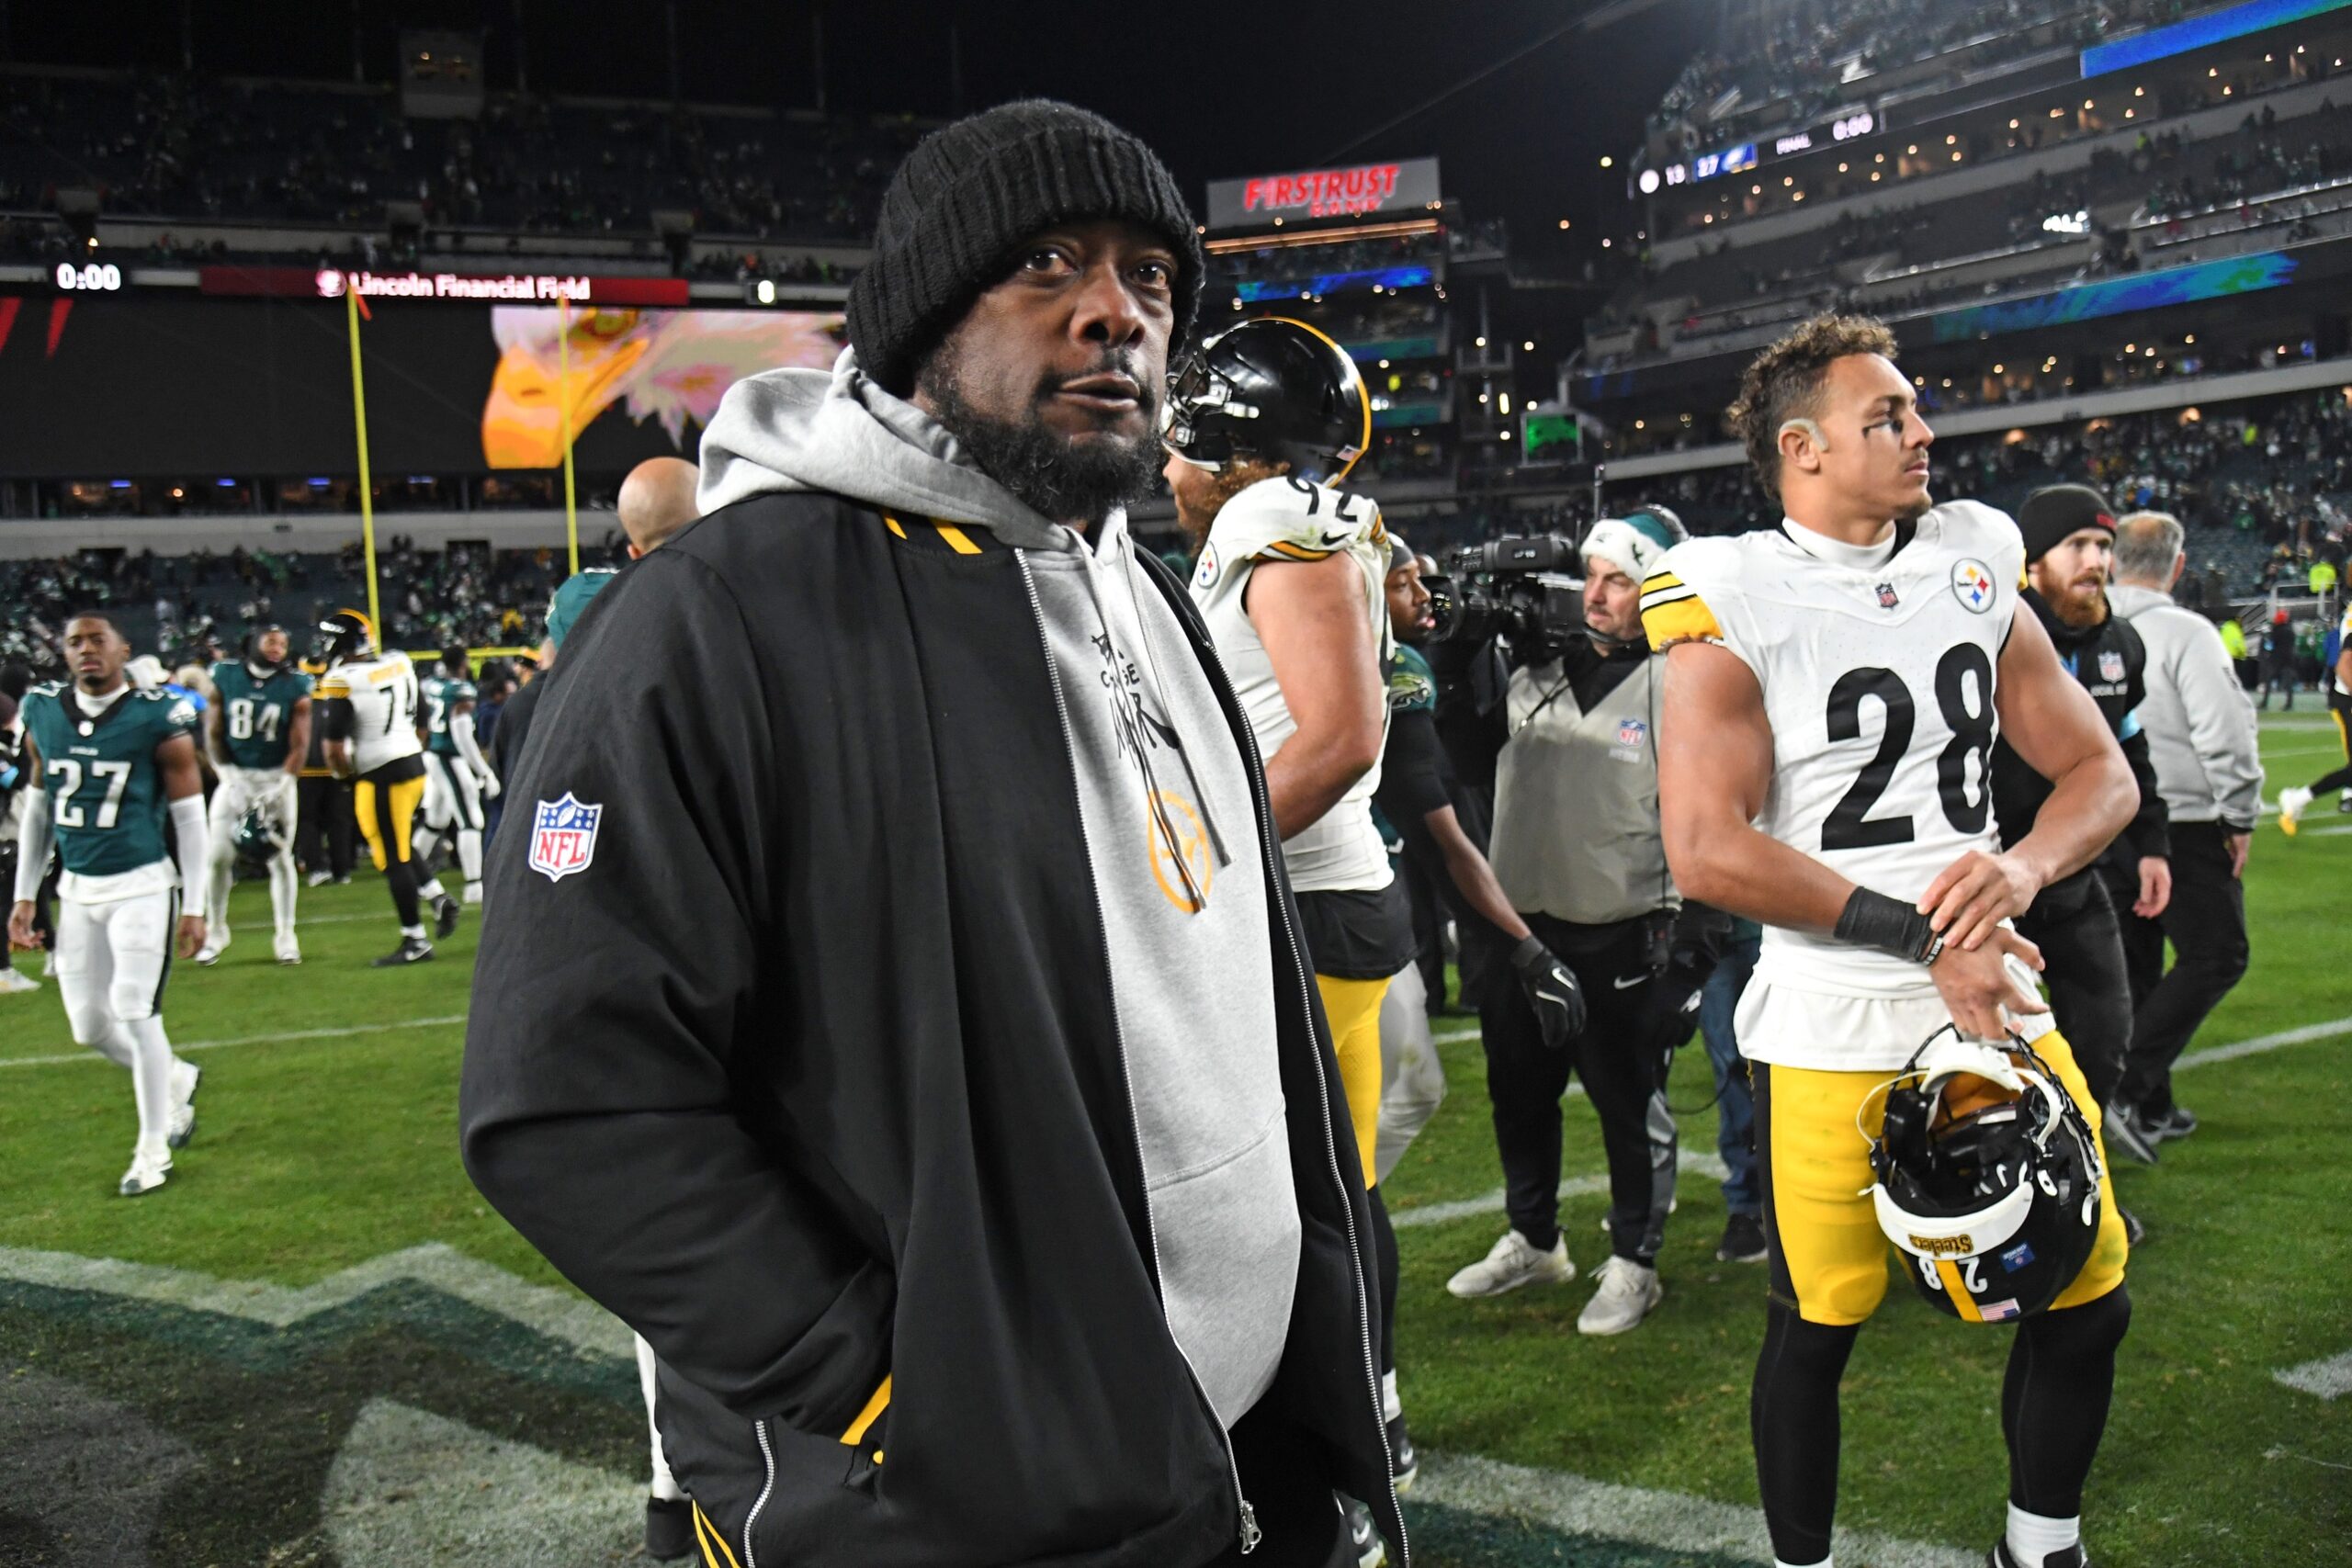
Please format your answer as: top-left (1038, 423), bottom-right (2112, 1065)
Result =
top-left (1642, 594), bottom-right (1724, 650)
top-left (1256, 540), bottom-right (1336, 562)
top-left (840, 1374), bottom-right (892, 1445)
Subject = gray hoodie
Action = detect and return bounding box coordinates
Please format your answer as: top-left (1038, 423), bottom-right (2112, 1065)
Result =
top-left (698, 349), bottom-right (1301, 1429)
top-left (2109, 581), bottom-right (2265, 829)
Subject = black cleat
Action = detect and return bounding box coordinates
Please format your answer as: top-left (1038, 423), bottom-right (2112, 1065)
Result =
top-left (2120, 1206), bottom-right (2145, 1247)
top-left (1716, 1212), bottom-right (1768, 1263)
top-left (1386, 1414), bottom-right (1418, 1494)
top-left (372, 936), bottom-right (435, 967)
top-left (645, 1495), bottom-right (694, 1561)
top-left (2152, 1103), bottom-right (2198, 1141)
top-left (1343, 1495), bottom-right (1385, 1568)
top-left (433, 894), bottom-right (462, 941)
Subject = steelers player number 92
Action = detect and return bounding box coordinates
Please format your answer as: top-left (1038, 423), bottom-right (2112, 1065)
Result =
top-left (1822, 643), bottom-right (1996, 852)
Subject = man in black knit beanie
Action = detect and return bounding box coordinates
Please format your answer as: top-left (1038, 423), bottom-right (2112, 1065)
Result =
top-left (465, 99), bottom-right (1400, 1568)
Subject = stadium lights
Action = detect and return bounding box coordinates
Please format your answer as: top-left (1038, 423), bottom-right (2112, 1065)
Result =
top-left (1907, 144), bottom-right (1918, 154)
top-left (1600, 155), bottom-right (1614, 168)
top-left (2051, 107), bottom-right (2065, 118)
top-left (2135, 85), bottom-right (2144, 95)
top-left (1499, 393), bottom-right (1511, 414)
top-left (2210, 66), bottom-right (2218, 75)
top-left (2185, 333), bottom-right (2196, 344)
top-left (1874, 152), bottom-right (1885, 163)
top-left (2127, 109), bottom-right (2136, 118)
top-left (1946, 134), bottom-right (1957, 145)
top-left (1782, 175), bottom-right (1793, 186)
top-left (1871, 172), bottom-right (1883, 181)
top-left (1476, 335), bottom-right (1487, 346)
top-left (1499, 431), bottom-right (1510, 441)
top-left (2010, 118), bottom-right (2020, 128)
top-left (1379, 358), bottom-right (1390, 367)
top-left (1602, 238), bottom-right (1611, 247)
top-left (1558, 219), bottom-right (1571, 229)
top-left (2084, 99), bottom-right (2094, 109)
top-left (1994, 364), bottom-right (2005, 373)
top-left (1838, 162), bottom-right (1849, 172)
top-left (1523, 341), bottom-right (1534, 351)
top-left (1634, 419), bottom-right (1645, 429)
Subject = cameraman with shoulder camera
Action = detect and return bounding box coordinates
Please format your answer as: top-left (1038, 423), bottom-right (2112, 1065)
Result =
top-left (1442, 509), bottom-right (1694, 1337)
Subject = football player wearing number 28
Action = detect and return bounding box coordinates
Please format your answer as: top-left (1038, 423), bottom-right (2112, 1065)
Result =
top-left (1643, 316), bottom-right (2139, 1568)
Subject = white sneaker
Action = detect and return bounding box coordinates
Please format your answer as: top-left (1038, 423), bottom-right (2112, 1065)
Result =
top-left (274, 932), bottom-right (302, 965)
top-left (119, 1140), bottom-right (172, 1196)
top-left (2279, 785), bottom-right (2312, 838)
top-left (167, 1058), bottom-right (202, 1149)
top-left (1446, 1228), bottom-right (1575, 1298)
top-left (307, 868), bottom-right (334, 888)
top-left (0, 966), bottom-right (39, 994)
top-left (41, 951), bottom-right (57, 977)
top-left (195, 939), bottom-right (226, 965)
top-left (1577, 1256), bottom-right (1664, 1336)
top-left (462, 880), bottom-right (484, 906)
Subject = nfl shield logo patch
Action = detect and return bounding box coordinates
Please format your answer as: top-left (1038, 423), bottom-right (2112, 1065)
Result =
top-left (1876, 581), bottom-right (1899, 609)
top-left (1617, 716), bottom-right (1648, 748)
top-left (529, 793), bottom-right (603, 883)
top-left (2098, 649), bottom-right (2126, 682)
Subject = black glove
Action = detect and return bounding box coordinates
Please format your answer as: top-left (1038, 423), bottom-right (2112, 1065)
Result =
top-left (1510, 934), bottom-right (1587, 1050)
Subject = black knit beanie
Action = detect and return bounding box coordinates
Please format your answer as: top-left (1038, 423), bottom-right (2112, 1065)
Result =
top-left (2018, 483), bottom-right (2119, 564)
top-left (846, 99), bottom-right (1204, 396)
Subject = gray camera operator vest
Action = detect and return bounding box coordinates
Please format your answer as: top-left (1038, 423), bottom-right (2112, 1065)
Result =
top-left (1490, 650), bottom-right (1676, 927)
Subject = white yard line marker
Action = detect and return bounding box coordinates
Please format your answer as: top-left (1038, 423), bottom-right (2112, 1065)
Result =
top-left (0, 1015), bottom-right (465, 1070)
top-left (1392, 1150), bottom-right (1727, 1231)
top-left (1413, 1449), bottom-right (1976, 1568)
top-left (0, 1241), bottom-right (632, 1362)
top-left (2176, 1014), bottom-right (2352, 1071)
top-left (2274, 1350), bottom-right (2352, 1401)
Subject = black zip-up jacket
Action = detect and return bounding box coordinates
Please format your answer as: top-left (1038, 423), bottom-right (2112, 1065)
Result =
top-left (458, 493), bottom-right (1401, 1568)
top-left (1992, 587), bottom-right (2170, 864)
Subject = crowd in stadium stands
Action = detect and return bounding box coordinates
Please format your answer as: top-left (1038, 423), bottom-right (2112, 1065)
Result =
top-left (0, 70), bottom-right (917, 254)
top-left (1650, 1), bottom-right (2224, 148)
top-left (1588, 102), bottom-right (2352, 374)
top-left (1646, 43), bottom-right (2336, 247)
top-left (0, 538), bottom-right (598, 678)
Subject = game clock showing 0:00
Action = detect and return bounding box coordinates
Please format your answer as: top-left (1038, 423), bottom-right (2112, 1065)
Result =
top-left (53, 261), bottom-right (125, 292)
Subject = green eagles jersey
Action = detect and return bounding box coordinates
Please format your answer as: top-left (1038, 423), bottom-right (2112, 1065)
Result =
top-left (209, 660), bottom-right (313, 770)
top-left (20, 682), bottom-right (200, 877)
top-left (1385, 644), bottom-right (1437, 714)
top-left (421, 674), bottom-right (478, 756)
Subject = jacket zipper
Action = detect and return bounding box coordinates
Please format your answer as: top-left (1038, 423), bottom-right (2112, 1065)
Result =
top-left (744, 1418), bottom-right (777, 1568)
top-left (1015, 553), bottom-right (1259, 1555)
top-left (1154, 567), bottom-right (1408, 1568)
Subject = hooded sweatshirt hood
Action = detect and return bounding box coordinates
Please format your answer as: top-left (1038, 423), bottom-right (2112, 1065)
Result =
top-left (699, 346), bottom-right (1075, 552)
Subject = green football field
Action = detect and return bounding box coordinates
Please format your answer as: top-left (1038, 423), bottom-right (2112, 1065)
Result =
top-left (2, 711), bottom-right (2347, 1567)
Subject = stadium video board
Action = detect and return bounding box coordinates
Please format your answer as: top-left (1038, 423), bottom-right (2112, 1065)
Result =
top-left (0, 296), bottom-right (842, 478)
top-left (2079, 0), bottom-right (2352, 78)
top-left (1927, 250), bottom-right (2301, 341)
top-left (1205, 158), bottom-right (1442, 231)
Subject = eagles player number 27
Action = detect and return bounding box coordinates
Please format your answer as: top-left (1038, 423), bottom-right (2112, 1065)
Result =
top-left (225, 698), bottom-right (281, 744)
top-left (1821, 643), bottom-right (1996, 852)
top-left (47, 758), bottom-right (133, 829)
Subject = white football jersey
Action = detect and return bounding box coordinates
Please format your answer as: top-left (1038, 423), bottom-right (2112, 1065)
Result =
top-left (318, 651), bottom-right (424, 775)
top-left (1644, 502), bottom-right (2050, 1069)
top-left (1191, 473), bottom-right (1394, 893)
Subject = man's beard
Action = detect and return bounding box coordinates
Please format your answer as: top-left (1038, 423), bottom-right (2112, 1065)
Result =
top-left (920, 344), bottom-right (1163, 528)
top-left (2051, 577), bottom-right (2109, 627)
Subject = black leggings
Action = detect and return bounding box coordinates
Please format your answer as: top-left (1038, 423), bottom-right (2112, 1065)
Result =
top-left (1370, 1186), bottom-right (1398, 1382)
top-left (1753, 1287), bottom-right (2131, 1564)
top-left (2308, 703), bottom-right (2352, 797)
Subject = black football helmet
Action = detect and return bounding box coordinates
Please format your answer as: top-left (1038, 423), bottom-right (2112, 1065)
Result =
top-left (315, 609), bottom-right (375, 666)
top-left (1162, 317), bottom-right (1370, 485)
top-left (1870, 1029), bottom-right (2105, 1323)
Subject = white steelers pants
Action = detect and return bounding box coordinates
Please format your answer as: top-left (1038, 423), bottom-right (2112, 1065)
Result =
top-left (54, 886), bottom-right (177, 1043)
top-left (207, 765), bottom-right (300, 942)
top-left (420, 752), bottom-right (486, 834)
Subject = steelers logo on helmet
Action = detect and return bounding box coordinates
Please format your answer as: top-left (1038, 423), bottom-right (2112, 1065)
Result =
top-left (315, 608), bottom-right (377, 665)
top-left (1867, 1028), bottom-right (2104, 1324)
top-left (1161, 317), bottom-right (1370, 486)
